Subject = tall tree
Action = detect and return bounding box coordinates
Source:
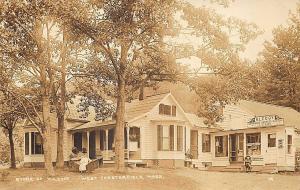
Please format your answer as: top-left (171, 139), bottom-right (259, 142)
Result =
top-left (180, 2), bottom-right (261, 124)
top-left (253, 5), bottom-right (300, 111)
top-left (0, 60), bottom-right (24, 169)
top-left (0, 1), bottom-right (62, 176)
top-left (58, 0), bottom-right (180, 172)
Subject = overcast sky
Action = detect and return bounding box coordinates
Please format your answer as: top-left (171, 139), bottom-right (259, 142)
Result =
top-left (180, 0), bottom-right (299, 69)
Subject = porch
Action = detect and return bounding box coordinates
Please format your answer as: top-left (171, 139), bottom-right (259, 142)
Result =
top-left (70, 121), bottom-right (141, 163)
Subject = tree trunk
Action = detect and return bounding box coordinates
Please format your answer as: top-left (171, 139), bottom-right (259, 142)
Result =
top-left (36, 17), bottom-right (55, 176)
top-left (56, 28), bottom-right (67, 168)
top-left (42, 96), bottom-right (55, 176)
top-left (139, 84), bottom-right (145, 101)
top-left (56, 116), bottom-right (65, 168)
top-left (115, 78), bottom-right (126, 172)
top-left (8, 129), bottom-right (16, 169)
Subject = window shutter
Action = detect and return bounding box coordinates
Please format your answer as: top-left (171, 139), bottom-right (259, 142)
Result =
top-left (157, 125), bottom-right (163, 150)
top-left (31, 132), bottom-right (35, 154)
top-left (177, 126), bottom-right (183, 151)
top-left (25, 133), bottom-right (29, 155)
top-left (159, 104), bottom-right (164, 115)
top-left (170, 125), bottom-right (174, 151)
top-left (172, 106), bottom-right (176, 116)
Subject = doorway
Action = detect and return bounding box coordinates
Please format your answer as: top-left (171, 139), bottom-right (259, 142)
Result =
top-left (73, 132), bottom-right (82, 151)
top-left (89, 131), bottom-right (96, 159)
top-left (190, 130), bottom-right (198, 159)
top-left (229, 133), bottom-right (244, 162)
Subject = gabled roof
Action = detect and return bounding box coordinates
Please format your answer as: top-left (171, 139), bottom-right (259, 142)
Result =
top-left (125, 92), bottom-right (169, 122)
top-left (237, 100), bottom-right (300, 129)
top-left (69, 92), bottom-right (170, 131)
top-left (185, 113), bottom-right (207, 128)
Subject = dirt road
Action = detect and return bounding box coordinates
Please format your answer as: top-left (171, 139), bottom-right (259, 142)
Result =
top-left (0, 167), bottom-right (299, 190)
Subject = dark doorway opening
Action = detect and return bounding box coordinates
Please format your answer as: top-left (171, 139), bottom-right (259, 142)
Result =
top-left (89, 131), bottom-right (96, 159)
top-left (74, 132), bottom-right (82, 151)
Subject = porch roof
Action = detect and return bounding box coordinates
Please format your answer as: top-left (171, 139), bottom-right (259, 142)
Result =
top-left (69, 120), bottom-right (116, 131)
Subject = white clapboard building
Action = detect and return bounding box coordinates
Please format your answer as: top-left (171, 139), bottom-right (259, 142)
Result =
top-left (22, 93), bottom-right (300, 171)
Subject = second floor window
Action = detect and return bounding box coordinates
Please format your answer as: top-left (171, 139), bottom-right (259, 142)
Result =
top-left (159, 104), bottom-right (176, 116)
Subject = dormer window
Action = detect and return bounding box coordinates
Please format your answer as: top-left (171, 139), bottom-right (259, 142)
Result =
top-left (159, 104), bottom-right (176, 116)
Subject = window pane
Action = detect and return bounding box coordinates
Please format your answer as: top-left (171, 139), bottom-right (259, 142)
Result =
top-left (34, 133), bottom-right (43, 154)
top-left (163, 126), bottom-right (169, 137)
top-left (268, 133), bottom-right (276, 147)
top-left (246, 133), bottom-right (261, 156)
top-left (215, 136), bottom-right (228, 157)
top-left (163, 137), bottom-right (170, 150)
top-left (202, 134), bottom-right (211, 152)
top-left (288, 135), bottom-right (292, 144)
top-left (288, 135), bottom-right (292, 154)
top-left (129, 127), bottom-right (140, 148)
top-left (164, 105), bottom-right (171, 115)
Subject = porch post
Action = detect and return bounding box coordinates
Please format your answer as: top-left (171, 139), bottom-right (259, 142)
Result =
top-left (127, 126), bottom-right (130, 160)
top-left (105, 129), bottom-right (109, 150)
top-left (105, 129), bottom-right (109, 160)
top-left (71, 133), bottom-right (74, 147)
top-left (87, 131), bottom-right (90, 157)
top-left (244, 133), bottom-right (246, 158)
top-left (96, 129), bottom-right (100, 151)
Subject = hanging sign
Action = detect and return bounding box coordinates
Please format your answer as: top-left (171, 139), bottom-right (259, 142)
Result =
top-left (248, 115), bottom-right (284, 128)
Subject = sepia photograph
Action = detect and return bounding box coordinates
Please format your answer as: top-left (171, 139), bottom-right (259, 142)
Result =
top-left (0, 0), bottom-right (299, 189)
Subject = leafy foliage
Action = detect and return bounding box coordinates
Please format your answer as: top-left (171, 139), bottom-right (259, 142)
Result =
top-left (252, 5), bottom-right (300, 111)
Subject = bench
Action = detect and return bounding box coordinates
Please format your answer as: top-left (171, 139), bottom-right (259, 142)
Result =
top-left (68, 158), bottom-right (103, 172)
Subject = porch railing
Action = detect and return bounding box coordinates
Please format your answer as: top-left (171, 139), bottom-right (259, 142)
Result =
top-left (101, 149), bottom-right (129, 161)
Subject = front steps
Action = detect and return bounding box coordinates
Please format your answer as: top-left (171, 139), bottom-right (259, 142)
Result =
top-left (205, 163), bottom-right (279, 174)
top-left (222, 164), bottom-right (243, 172)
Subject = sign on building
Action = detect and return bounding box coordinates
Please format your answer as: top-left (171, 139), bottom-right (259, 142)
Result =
top-left (248, 115), bottom-right (284, 128)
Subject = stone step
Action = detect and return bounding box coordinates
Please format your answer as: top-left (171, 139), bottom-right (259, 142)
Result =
top-left (222, 167), bottom-right (243, 172)
top-left (207, 166), bottom-right (226, 172)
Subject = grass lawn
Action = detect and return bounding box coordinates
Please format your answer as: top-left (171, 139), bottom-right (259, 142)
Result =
top-left (0, 167), bottom-right (300, 190)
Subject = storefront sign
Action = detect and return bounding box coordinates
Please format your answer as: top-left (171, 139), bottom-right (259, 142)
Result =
top-left (252, 157), bottom-right (263, 161)
top-left (248, 115), bottom-right (284, 128)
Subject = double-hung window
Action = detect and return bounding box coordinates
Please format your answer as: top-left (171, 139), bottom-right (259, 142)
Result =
top-left (202, 134), bottom-right (211, 152)
top-left (157, 125), bottom-right (175, 151)
top-left (215, 136), bottom-right (228, 157)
